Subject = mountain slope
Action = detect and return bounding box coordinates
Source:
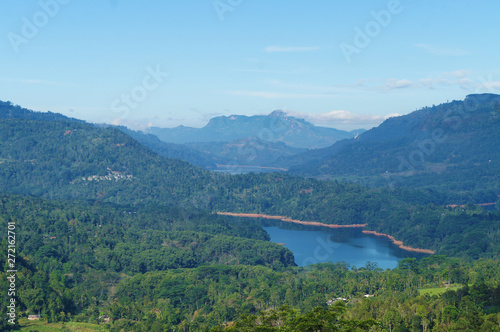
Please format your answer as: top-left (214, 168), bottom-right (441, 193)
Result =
top-left (1, 101), bottom-right (499, 260)
top-left (290, 94), bottom-right (500, 202)
top-left (0, 100), bottom-right (83, 122)
top-left (148, 110), bottom-right (356, 149)
top-left (116, 127), bottom-right (305, 170)
top-left (115, 125), bottom-right (219, 169)
top-left (0, 117), bottom-right (213, 205)
top-left (0, 103), bottom-right (404, 229)
top-left (185, 137), bottom-right (307, 169)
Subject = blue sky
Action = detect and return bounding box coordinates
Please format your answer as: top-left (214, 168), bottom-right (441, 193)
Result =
top-left (1, 0), bottom-right (500, 130)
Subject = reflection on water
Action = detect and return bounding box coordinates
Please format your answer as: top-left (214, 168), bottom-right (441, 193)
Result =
top-left (260, 219), bottom-right (426, 270)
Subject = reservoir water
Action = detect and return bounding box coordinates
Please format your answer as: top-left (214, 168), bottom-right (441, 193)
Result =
top-left (261, 221), bottom-right (427, 270)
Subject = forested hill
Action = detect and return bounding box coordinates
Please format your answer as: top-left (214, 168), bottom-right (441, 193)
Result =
top-left (1, 193), bottom-right (499, 330)
top-left (290, 94), bottom-right (500, 203)
top-left (0, 100), bottom-right (83, 123)
top-left (0, 117), bottom-right (213, 205)
top-left (0, 101), bottom-right (499, 330)
top-left (0, 101), bottom-right (390, 224)
top-left (1, 101), bottom-right (499, 259)
top-left (0, 114), bottom-right (394, 227)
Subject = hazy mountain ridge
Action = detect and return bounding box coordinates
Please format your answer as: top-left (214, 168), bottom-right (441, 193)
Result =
top-left (148, 110), bottom-right (356, 149)
top-left (115, 126), bottom-right (220, 169)
top-left (290, 94), bottom-right (500, 202)
top-left (185, 137), bottom-right (307, 169)
top-left (117, 126), bottom-right (308, 170)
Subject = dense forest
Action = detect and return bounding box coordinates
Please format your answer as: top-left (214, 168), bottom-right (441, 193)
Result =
top-left (1, 198), bottom-right (499, 331)
top-left (0, 100), bottom-right (499, 330)
top-left (1, 116), bottom-right (498, 260)
top-left (290, 94), bottom-right (500, 204)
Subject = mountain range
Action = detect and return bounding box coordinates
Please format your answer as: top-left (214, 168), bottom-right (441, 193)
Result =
top-left (147, 110), bottom-right (359, 149)
top-left (3, 95), bottom-right (499, 203)
top-left (0, 100), bottom-right (398, 225)
top-left (1, 97), bottom-right (499, 331)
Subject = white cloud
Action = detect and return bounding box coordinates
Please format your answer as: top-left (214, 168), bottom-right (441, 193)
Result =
top-left (475, 78), bottom-right (500, 91)
top-left (385, 79), bottom-right (413, 90)
top-left (448, 69), bottom-right (471, 78)
top-left (457, 78), bottom-right (474, 90)
top-left (264, 46), bottom-right (321, 53)
top-left (416, 70), bottom-right (500, 92)
top-left (287, 110), bottom-right (401, 126)
top-left (415, 44), bottom-right (469, 56)
top-left (418, 69), bottom-right (477, 90)
top-left (109, 116), bottom-right (181, 130)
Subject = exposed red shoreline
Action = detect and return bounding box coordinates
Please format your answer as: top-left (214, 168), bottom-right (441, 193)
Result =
top-left (217, 212), bottom-right (367, 228)
top-left (217, 212), bottom-right (435, 254)
top-left (362, 230), bottom-right (435, 254)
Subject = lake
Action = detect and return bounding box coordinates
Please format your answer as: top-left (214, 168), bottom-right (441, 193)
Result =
top-left (261, 221), bottom-right (427, 270)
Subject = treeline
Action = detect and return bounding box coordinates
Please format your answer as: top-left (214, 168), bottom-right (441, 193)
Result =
top-left (0, 194), bottom-right (295, 273)
top-left (100, 257), bottom-right (500, 331)
top-left (1, 196), bottom-right (498, 330)
top-left (368, 203), bottom-right (500, 260)
top-left (0, 193), bottom-right (294, 329)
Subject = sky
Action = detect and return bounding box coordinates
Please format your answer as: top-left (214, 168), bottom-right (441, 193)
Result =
top-left (1, 0), bottom-right (500, 131)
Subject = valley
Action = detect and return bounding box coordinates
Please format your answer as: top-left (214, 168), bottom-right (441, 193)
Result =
top-left (0, 97), bottom-right (499, 331)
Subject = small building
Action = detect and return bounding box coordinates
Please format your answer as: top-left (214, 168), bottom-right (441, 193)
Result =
top-left (327, 298), bottom-right (347, 305)
top-left (28, 315), bottom-right (41, 320)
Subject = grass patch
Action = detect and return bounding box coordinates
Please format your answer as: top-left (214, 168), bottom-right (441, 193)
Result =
top-left (419, 285), bottom-right (462, 296)
top-left (19, 318), bottom-right (108, 332)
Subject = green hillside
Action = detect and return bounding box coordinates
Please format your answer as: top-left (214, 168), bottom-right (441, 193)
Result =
top-left (290, 94), bottom-right (500, 203)
top-left (0, 103), bottom-right (499, 260)
top-left (0, 101), bottom-right (499, 331)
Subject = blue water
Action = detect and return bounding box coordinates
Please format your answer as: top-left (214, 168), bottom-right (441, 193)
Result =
top-left (263, 224), bottom-right (426, 270)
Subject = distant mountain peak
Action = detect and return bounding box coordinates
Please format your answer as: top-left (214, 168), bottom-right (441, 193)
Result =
top-left (148, 110), bottom-right (356, 149)
top-left (270, 110), bottom-right (287, 117)
top-left (465, 93), bottom-right (500, 104)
